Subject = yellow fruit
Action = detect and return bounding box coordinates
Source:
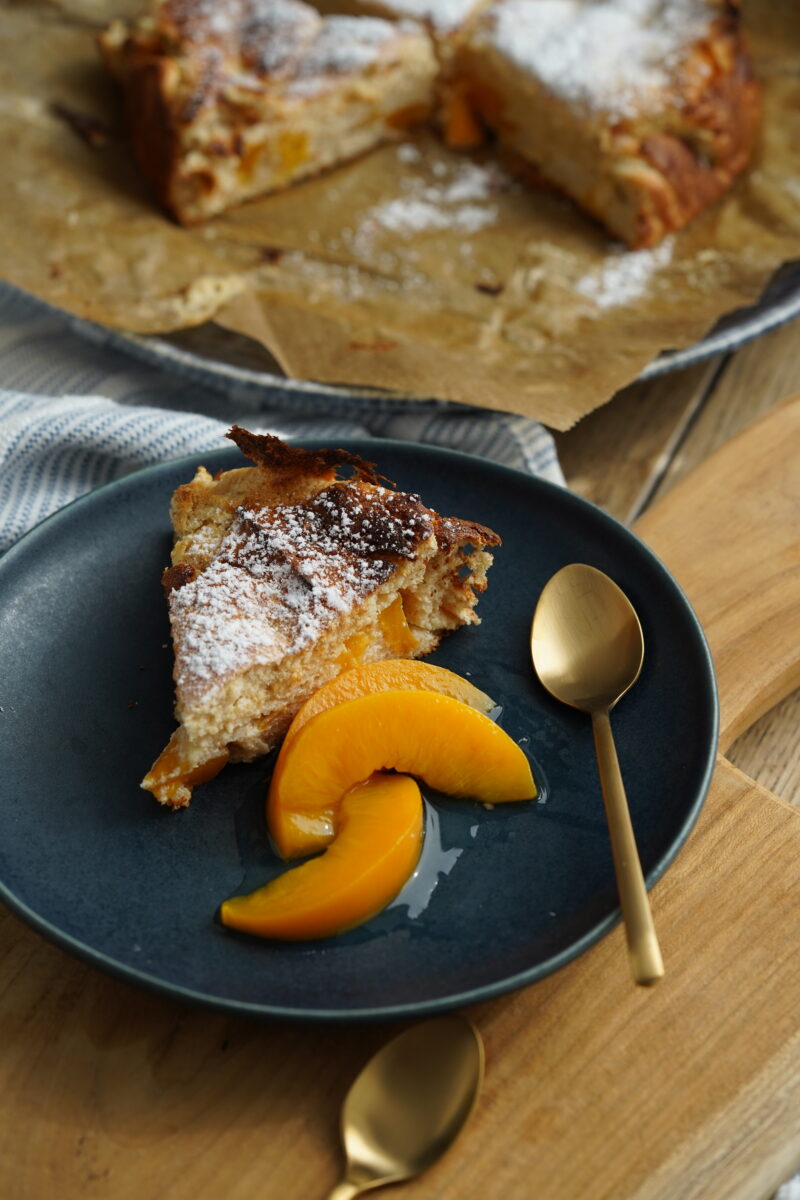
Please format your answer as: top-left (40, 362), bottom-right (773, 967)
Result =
top-left (221, 774), bottom-right (422, 940)
top-left (269, 689), bottom-right (535, 859)
top-left (142, 730), bottom-right (228, 809)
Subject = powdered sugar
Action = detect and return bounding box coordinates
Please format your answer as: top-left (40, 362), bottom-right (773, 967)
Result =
top-left (170, 481), bottom-right (433, 701)
top-left (365, 0), bottom-right (480, 34)
top-left (349, 156), bottom-right (507, 255)
top-left (291, 16), bottom-right (403, 86)
top-left (171, 556), bottom-right (282, 690)
top-left (239, 0), bottom-right (322, 77)
top-left (574, 236), bottom-right (675, 307)
top-left (166, 0), bottom-right (409, 88)
top-left (280, 15), bottom-right (422, 96)
top-left (169, 0), bottom-right (316, 43)
top-left (370, 194), bottom-right (494, 235)
top-left (483, 0), bottom-right (712, 118)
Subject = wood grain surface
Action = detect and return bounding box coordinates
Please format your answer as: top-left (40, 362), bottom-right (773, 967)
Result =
top-left (635, 392), bottom-right (800, 753)
top-left (555, 319), bottom-right (800, 808)
top-left (2, 369), bottom-right (800, 1199)
top-left (4, 757), bottom-right (797, 1200)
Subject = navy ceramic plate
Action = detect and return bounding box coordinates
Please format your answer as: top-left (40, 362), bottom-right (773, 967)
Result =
top-left (0, 441), bottom-right (717, 1022)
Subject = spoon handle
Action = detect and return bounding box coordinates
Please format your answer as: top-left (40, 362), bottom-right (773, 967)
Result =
top-left (591, 709), bottom-right (664, 987)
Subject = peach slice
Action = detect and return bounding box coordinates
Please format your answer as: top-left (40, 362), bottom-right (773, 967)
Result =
top-left (283, 658), bottom-right (495, 750)
top-left (221, 773), bottom-right (423, 940)
top-left (271, 660), bottom-right (495, 856)
top-left (269, 689), bottom-right (536, 859)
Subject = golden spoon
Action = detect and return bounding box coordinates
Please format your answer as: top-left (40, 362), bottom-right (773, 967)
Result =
top-left (530, 562), bottom-right (664, 987)
top-left (324, 1014), bottom-right (484, 1199)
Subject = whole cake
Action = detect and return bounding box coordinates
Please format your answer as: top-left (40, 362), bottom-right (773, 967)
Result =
top-left (100, 0), bottom-right (760, 244)
top-left (143, 427), bottom-right (500, 808)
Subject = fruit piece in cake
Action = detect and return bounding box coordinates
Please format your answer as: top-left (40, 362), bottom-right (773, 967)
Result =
top-left (98, 0), bottom-right (438, 223)
top-left (453, 0), bottom-right (760, 247)
top-left (142, 427), bottom-right (501, 809)
top-left (220, 772), bottom-right (423, 939)
top-left (268, 688), bottom-right (536, 859)
top-left (312, 0), bottom-right (491, 148)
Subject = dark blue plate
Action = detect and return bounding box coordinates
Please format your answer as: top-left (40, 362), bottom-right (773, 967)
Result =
top-left (0, 440), bottom-right (717, 1022)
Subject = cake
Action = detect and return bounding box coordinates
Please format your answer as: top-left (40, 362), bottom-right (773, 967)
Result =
top-left (99, 0), bottom-right (760, 244)
top-left (142, 427), bottom-right (501, 808)
top-left (98, 0), bottom-right (438, 223)
top-left (453, 0), bottom-right (761, 247)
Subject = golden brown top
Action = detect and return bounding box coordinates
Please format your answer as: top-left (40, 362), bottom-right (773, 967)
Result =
top-left (227, 425), bottom-right (383, 484)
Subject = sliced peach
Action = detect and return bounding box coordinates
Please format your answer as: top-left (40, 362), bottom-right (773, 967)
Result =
top-left (284, 658), bottom-right (495, 751)
top-left (334, 629), bottom-right (371, 671)
top-left (221, 773), bottom-right (423, 940)
top-left (269, 689), bottom-right (535, 859)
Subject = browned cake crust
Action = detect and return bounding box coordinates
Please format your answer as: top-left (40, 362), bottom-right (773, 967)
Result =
top-left (608, 1), bottom-right (761, 247)
top-left (167, 426), bottom-right (498, 575)
top-left (624, 10), bottom-right (760, 247)
top-left (143, 428), bottom-right (500, 807)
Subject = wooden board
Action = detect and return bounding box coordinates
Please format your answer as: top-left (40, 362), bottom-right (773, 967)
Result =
top-left (1, 398), bottom-right (799, 1200)
top-left (554, 318), bottom-right (800, 809)
top-left (634, 392), bottom-right (800, 755)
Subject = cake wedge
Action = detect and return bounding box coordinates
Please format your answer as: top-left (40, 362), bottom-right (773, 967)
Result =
top-left (142, 428), bottom-right (500, 808)
top-left (99, 0), bottom-right (438, 223)
top-left (453, 0), bottom-right (760, 247)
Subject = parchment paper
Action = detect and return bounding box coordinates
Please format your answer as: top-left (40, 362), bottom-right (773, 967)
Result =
top-left (1, 0), bottom-right (798, 429)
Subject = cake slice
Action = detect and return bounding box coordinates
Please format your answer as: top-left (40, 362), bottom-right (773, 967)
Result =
top-left (99, 0), bottom-right (438, 223)
top-left (143, 427), bottom-right (500, 808)
top-left (452, 0), bottom-right (760, 246)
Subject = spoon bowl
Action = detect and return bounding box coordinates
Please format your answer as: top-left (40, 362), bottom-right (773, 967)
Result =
top-left (532, 563), bottom-right (645, 711)
top-left (531, 563), bottom-right (664, 986)
top-left (325, 1014), bottom-right (484, 1199)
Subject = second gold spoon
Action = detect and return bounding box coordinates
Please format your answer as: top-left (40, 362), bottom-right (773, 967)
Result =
top-left (325, 1013), bottom-right (484, 1199)
top-left (531, 562), bottom-right (664, 986)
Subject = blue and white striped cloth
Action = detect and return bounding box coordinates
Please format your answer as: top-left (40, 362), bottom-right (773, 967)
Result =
top-left (0, 281), bottom-right (563, 552)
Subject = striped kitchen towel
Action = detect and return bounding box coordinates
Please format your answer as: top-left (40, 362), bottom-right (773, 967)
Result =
top-left (0, 281), bottom-right (563, 552)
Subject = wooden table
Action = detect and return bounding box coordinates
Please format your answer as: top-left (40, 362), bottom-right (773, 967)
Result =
top-left (1, 321), bottom-right (799, 1199)
top-left (554, 319), bottom-right (800, 810)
